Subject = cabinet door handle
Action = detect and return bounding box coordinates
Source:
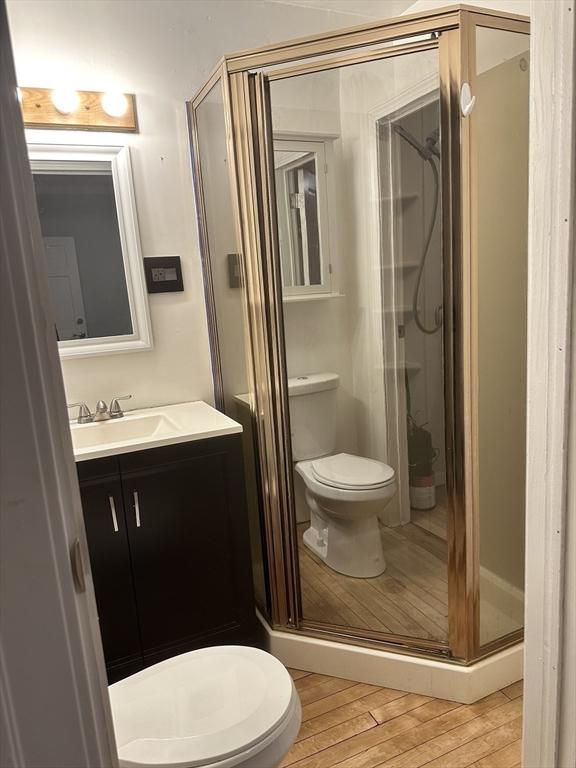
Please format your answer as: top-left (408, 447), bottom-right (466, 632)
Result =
top-left (133, 490), bottom-right (141, 527)
top-left (108, 495), bottom-right (119, 533)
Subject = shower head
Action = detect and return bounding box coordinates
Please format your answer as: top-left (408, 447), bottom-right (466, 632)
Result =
top-left (393, 123), bottom-right (440, 160)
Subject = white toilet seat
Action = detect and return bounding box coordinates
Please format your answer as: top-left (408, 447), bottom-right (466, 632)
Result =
top-left (296, 459), bottom-right (395, 503)
top-left (311, 453), bottom-right (395, 491)
top-left (109, 646), bottom-right (300, 768)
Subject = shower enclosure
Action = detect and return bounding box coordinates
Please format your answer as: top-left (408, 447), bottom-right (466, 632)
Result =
top-left (189, 4), bottom-right (529, 664)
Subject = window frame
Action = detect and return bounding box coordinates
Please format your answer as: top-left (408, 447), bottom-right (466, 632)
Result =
top-left (273, 137), bottom-right (332, 297)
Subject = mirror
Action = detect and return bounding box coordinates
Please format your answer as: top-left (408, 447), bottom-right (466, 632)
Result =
top-left (274, 138), bottom-right (331, 295)
top-left (28, 144), bottom-right (152, 357)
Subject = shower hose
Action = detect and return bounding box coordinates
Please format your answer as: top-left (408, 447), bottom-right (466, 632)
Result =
top-left (413, 156), bottom-right (442, 335)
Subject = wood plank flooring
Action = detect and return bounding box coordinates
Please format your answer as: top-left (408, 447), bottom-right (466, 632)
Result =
top-left (283, 669), bottom-right (524, 768)
top-left (411, 488), bottom-right (448, 542)
top-left (297, 522), bottom-right (449, 641)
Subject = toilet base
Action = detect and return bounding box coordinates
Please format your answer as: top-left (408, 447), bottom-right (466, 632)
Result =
top-left (303, 524), bottom-right (328, 560)
top-left (303, 508), bottom-right (387, 579)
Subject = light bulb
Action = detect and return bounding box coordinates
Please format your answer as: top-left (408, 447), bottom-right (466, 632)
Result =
top-left (51, 88), bottom-right (79, 115)
top-left (101, 91), bottom-right (128, 118)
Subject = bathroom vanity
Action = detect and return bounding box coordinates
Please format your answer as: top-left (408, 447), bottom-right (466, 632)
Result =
top-left (74, 402), bottom-right (258, 682)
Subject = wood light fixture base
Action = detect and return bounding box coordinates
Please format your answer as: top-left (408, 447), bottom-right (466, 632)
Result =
top-left (21, 87), bottom-right (138, 132)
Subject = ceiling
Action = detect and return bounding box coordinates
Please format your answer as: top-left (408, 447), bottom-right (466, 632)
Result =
top-left (266, 0), bottom-right (415, 22)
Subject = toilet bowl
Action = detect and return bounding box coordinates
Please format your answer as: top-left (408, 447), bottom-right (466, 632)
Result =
top-left (297, 452), bottom-right (396, 578)
top-left (109, 646), bottom-right (301, 768)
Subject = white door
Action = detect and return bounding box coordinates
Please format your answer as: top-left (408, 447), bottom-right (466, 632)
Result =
top-left (44, 235), bottom-right (88, 340)
top-left (1, 8), bottom-right (116, 766)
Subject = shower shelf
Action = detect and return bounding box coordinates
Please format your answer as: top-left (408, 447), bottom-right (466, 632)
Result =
top-left (381, 306), bottom-right (414, 321)
top-left (384, 361), bottom-right (422, 374)
top-left (282, 292), bottom-right (345, 303)
top-left (381, 194), bottom-right (419, 206)
top-left (383, 261), bottom-right (420, 272)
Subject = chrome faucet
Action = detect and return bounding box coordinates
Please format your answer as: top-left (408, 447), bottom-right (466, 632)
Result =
top-left (93, 400), bottom-right (110, 421)
top-left (67, 395), bottom-right (133, 424)
top-left (67, 402), bottom-right (93, 424)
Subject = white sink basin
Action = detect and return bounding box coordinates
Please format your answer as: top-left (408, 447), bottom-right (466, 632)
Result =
top-left (72, 414), bottom-right (178, 450)
top-left (71, 401), bottom-right (242, 461)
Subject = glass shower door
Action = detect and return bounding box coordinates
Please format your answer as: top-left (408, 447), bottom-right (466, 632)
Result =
top-left (474, 26), bottom-right (530, 648)
top-left (192, 80), bottom-right (270, 616)
top-left (267, 45), bottom-right (449, 648)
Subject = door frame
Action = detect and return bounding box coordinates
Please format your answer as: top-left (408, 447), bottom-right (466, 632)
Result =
top-left (522, 0), bottom-right (576, 765)
top-left (0, 3), bottom-right (117, 765)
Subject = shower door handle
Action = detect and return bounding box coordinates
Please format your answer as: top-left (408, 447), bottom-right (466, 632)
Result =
top-left (460, 82), bottom-right (476, 117)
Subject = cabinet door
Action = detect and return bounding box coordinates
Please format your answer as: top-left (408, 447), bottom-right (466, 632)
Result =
top-left (79, 477), bottom-right (142, 672)
top-left (121, 448), bottom-right (251, 656)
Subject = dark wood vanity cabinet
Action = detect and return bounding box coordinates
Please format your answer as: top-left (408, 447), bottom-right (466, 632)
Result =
top-left (77, 435), bottom-right (258, 683)
top-left (79, 468), bottom-right (142, 680)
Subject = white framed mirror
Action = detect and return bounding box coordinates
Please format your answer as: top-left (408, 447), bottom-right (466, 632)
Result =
top-left (28, 143), bottom-right (152, 358)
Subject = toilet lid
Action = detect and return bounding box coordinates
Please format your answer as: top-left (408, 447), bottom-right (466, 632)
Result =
top-left (311, 453), bottom-right (395, 490)
top-left (109, 646), bottom-right (295, 767)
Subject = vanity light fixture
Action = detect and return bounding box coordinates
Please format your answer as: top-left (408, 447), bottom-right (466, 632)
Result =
top-left (20, 87), bottom-right (138, 132)
top-left (101, 91), bottom-right (128, 118)
top-left (51, 88), bottom-right (80, 115)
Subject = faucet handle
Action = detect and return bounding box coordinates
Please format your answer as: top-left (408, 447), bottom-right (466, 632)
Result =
top-left (109, 394), bottom-right (132, 419)
top-left (67, 402), bottom-right (93, 424)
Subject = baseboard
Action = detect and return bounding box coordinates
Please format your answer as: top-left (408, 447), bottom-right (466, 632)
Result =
top-left (257, 612), bottom-right (523, 704)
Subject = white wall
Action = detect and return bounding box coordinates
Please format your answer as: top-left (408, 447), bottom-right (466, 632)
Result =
top-left (7, 0), bottom-right (373, 412)
top-left (195, 93), bottom-right (251, 409)
top-left (270, 71), bottom-right (361, 456)
top-left (404, 0), bottom-right (529, 14)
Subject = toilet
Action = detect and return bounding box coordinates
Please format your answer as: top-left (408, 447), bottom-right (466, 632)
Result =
top-left (109, 646), bottom-right (301, 768)
top-left (289, 372), bottom-right (396, 579)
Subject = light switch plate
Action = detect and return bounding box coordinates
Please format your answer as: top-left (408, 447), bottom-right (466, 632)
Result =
top-left (144, 256), bottom-right (184, 293)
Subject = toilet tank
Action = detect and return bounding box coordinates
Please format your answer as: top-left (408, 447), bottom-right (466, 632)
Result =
top-left (287, 372), bottom-right (339, 461)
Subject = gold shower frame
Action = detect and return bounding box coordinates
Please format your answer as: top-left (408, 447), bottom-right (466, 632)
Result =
top-left (187, 4), bottom-right (530, 664)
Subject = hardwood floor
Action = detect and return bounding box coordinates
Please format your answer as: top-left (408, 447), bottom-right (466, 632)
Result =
top-left (411, 487), bottom-right (448, 542)
top-left (297, 521), bottom-right (449, 641)
top-left (298, 514), bottom-right (520, 645)
top-left (283, 670), bottom-right (524, 768)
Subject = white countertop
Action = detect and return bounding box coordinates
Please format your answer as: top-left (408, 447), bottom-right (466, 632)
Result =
top-left (72, 401), bottom-right (242, 462)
